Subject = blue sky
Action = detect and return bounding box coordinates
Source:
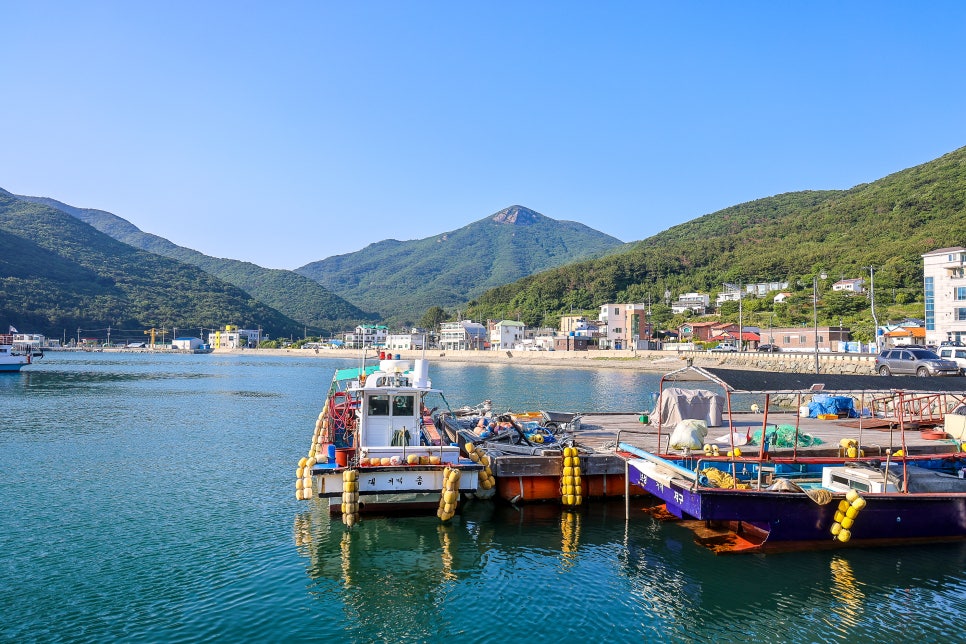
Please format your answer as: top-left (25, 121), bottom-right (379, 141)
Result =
top-left (3, 2), bottom-right (965, 269)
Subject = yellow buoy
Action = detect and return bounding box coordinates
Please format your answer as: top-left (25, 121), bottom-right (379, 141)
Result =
top-left (837, 528), bottom-right (852, 543)
top-left (851, 496), bottom-right (867, 510)
top-left (837, 500), bottom-right (851, 513)
top-left (845, 489), bottom-right (860, 503)
top-left (845, 506), bottom-right (859, 519)
top-left (834, 510), bottom-right (845, 523)
top-left (830, 522), bottom-right (842, 535)
top-left (841, 516), bottom-right (854, 529)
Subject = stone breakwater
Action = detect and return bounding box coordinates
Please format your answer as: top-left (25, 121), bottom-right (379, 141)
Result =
top-left (233, 347), bottom-right (876, 375)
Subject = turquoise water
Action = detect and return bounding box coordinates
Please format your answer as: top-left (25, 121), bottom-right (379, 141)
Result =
top-left (2, 352), bottom-right (964, 643)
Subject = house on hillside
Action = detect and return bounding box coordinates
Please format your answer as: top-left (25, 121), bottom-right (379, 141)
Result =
top-left (773, 292), bottom-right (793, 303)
top-left (832, 278), bottom-right (865, 294)
top-left (672, 292), bottom-right (710, 315)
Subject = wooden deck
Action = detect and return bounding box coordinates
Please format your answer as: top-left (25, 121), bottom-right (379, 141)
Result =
top-left (575, 412), bottom-right (963, 458)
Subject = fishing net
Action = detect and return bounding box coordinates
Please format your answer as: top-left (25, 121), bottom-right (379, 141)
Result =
top-left (700, 467), bottom-right (749, 489)
top-left (749, 424), bottom-right (824, 448)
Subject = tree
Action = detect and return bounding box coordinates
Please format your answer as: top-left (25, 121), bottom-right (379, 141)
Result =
top-left (419, 306), bottom-right (447, 330)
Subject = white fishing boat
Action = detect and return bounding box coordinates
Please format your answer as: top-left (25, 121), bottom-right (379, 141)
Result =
top-left (0, 333), bottom-right (31, 373)
top-left (297, 358), bottom-right (489, 521)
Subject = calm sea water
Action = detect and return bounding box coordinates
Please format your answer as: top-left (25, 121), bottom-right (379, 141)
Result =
top-left (2, 352), bottom-right (964, 643)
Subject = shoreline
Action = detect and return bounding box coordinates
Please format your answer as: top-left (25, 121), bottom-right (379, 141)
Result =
top-left (216, 347), bottom-right (684, 371)
top-left (59, 345), bottom-right (876, 374)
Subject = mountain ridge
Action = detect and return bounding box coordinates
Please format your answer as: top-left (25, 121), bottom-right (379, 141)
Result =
top-left (13, 193), bottom-right (377, 332)
top-left (0, 191), bottom-right (307, 339)
top-left (296, 205), bottom-right (626, 324)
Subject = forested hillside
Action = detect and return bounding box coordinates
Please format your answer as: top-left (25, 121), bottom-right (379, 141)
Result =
top-left (468, 146), bottom-right (966, 337)
top-left (15, 193), bottom-right (377, 332)
top-left (296, 205), bottom-right (625, 324)
top-left (0, 193), bottom-right (305, 340)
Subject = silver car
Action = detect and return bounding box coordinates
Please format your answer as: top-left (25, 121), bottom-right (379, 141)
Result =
top-left (875, 348), bottom-right (960, 376)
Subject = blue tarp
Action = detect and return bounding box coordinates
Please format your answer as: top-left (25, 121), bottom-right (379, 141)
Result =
top-left (808, 394), bottom-right (857, 418)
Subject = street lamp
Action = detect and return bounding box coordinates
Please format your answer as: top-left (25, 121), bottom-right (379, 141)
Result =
top-left (813, 271), bottom-right (827, 374)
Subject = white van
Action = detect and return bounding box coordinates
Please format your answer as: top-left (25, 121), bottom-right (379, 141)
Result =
top-left (938, 346), bottom-right (966, 375)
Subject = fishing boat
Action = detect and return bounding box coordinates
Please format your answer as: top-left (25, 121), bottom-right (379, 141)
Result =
top-left (297, 358), bottom-right (486, 518)
top-left (622, 366), bottom-right (966, 553)
top-left (0, 334), bottom-right (31, 372)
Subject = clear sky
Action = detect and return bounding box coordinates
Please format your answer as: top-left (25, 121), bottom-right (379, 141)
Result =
top-left (3, 2), bottom-right (965, 269)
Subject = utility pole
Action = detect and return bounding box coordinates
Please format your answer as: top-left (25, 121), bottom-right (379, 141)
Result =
top-left (738, 279), bottom-right (743, 351)
top-left (868, 266), bottom-right (879, 353)
top-left (107, 326), bottom-right (111, 348)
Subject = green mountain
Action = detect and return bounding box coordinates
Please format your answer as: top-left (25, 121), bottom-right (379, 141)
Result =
top-left (0, 191), bottom-right (308, 341)
top-left (295, 205), bottom-right (626, 324)
top-left (467, 146), bottom-right (966, 332)
top-left (14, 194), bottom-right (377, 332)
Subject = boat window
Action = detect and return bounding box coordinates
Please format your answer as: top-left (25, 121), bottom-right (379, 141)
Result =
top-left (368, 395), bottom-right (390, 416)
top-left (392, 395), bottom-right (414, 416)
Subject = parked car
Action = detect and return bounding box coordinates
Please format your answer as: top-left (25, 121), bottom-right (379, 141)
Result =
top-left (874, 348), bottom-right (960, 376)
top-left (757, 344), bottom-right (780, 352)
top-left (938, 346), bottom-right (966, 375)
top-left (709, 342), bottom-right (738, 352)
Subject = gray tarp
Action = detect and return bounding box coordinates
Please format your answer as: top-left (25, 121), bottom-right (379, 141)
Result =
top-left (658, 387), bottom-right (724, 427)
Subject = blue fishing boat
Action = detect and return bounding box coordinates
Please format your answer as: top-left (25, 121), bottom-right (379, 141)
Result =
top-left (623, 367), bottom-right (966, 553)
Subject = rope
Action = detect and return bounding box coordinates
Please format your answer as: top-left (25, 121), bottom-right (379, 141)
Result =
top-left (806, 488), bottom-right (833, 505)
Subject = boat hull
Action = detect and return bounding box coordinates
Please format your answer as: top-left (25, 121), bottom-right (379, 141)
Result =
top-left (628, 458), bottom-right (966, 550)
top-left (313, 464), bottom-right (481, 514)
top-left (495, 472), bottom-right (637, 503)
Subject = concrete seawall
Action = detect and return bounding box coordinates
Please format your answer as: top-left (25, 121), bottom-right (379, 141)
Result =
top-left (247, 347), bottom-right (877, 374)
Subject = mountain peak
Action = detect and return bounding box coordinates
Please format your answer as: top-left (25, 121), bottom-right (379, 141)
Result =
top-left (491, 205), bottom-right (543, 225)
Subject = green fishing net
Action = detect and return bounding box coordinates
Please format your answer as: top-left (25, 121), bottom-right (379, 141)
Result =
top-left (749, 424), bottom-right (824, 448)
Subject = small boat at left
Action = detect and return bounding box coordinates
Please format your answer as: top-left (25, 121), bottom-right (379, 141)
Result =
top-left (0, 333), bottom-right (33, 372)
top-left (295, 358), bottom-right (489, 523)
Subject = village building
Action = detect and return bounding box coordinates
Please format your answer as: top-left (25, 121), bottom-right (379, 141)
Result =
top-left (671, 292), bottom-right (710, 315)
top-left (489, 320), bottom-right (525, 350)
top-left (385, 330), bottom-right (427, 351)
top-left (832, 278), bottom-right (865, 294)
top-left (923, 246), bottom-right (966, 346)
top-left (439, 320), bottom-right (487, 351)
top-left (343, 324), bottom-right (389, 349)
top-left (208, 326), bottom-right (261, 349)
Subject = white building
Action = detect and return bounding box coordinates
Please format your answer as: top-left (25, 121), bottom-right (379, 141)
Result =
top-left (489, 320), bottom-right (525, 350)
top-left (385, 331), bottom-right (426, 351)
top-left (832, 278), bottom-right (865, 294)
top-left (923, 246), bottom-right (966, 346)
top-left (671, 293), bottom-right (710, 315)
top-left (172, 337), bottom-right (205, 351)
top-left (344, 324), bottom-right (389, 349)
top-left (598, 303), bottom-right (627, 349)
top-left (208, 326), bottom-right (261, 349)
top-left (439, 320), bottom-right (487, 350)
